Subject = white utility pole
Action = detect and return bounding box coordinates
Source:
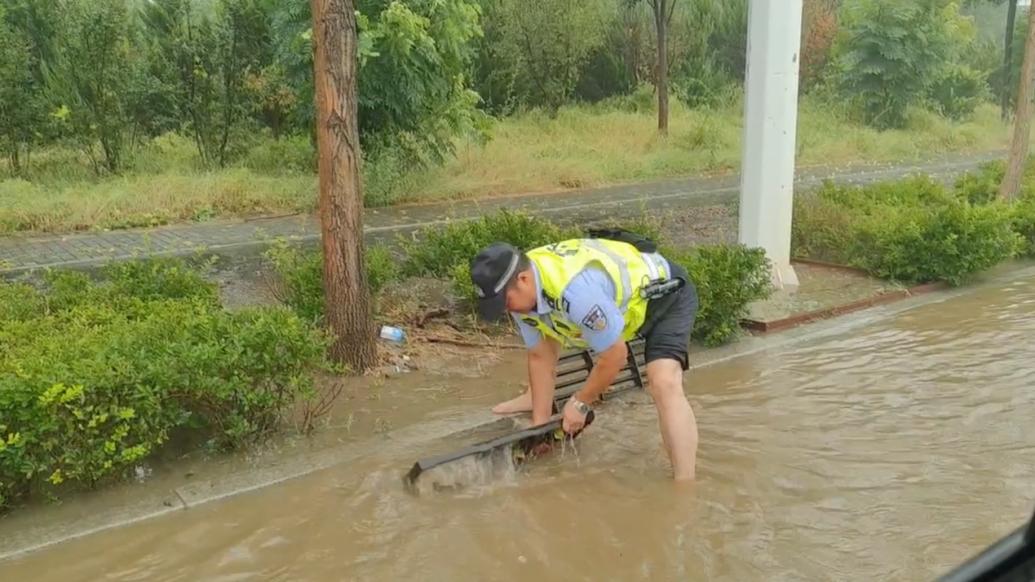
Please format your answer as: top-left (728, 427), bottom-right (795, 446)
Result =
top-left (739, 0), bottom-right (803, 290)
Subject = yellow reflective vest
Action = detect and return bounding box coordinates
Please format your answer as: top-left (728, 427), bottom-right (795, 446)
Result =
top-left (518, 238), bottom-right (670, 348)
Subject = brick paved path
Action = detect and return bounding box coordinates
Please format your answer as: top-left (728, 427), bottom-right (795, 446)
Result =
top-left (0, 152), bottom-right (1002, 276)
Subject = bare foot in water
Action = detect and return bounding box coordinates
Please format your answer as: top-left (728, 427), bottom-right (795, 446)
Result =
top-left (492, 389), bottom-right (533, 414)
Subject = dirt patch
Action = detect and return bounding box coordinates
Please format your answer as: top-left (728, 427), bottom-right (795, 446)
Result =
top-left (660, 204), bottom-right (739, 248)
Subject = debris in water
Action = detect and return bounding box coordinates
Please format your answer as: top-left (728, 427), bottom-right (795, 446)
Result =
top-left (134, 465), bottom-right (153, 483)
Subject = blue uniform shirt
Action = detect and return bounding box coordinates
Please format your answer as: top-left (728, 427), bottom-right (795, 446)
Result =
top-left (512, 258), bottom-right (666, 353)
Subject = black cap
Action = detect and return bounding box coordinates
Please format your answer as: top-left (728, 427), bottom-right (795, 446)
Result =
top-left (470, 242), bottom-right (521, 321)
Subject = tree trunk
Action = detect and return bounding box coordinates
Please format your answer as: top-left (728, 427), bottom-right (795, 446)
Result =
top-left (624, 7), bottom-right (639, 86)
top-left (9, 142), bottom-right (20, 173)
top-left (654, 0), bottom-right (669, 135)
top-left (1000, 5), bottom-right (1035, 201)
top-left (310, 0), bottom-right (378, 370)
top-left (1003, 0), bottom-right (1019, 121)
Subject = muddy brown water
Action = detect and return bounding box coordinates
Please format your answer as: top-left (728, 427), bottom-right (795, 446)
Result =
top-left (3, 273), bottom-right (1035, 581)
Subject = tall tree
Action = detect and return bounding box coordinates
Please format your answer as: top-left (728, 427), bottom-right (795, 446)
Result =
top-left (0, 13), bottom-right (43, 172)
top-left (1000, 4), bottom-right (1035, 200)
top-left (648, 0), bottom-right (677, 134)
top-left (47, 0), bottom-right (139, 174)
top-left (1002, 0), bottom-right (1019, 120)
top-left (309, 0), bottom-right (377, 369)
top-left (485, 0), bottom-right (610, 115)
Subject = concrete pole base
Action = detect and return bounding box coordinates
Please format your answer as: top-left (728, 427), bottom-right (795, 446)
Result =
top-left (771, 261), bottom-right (800, 291)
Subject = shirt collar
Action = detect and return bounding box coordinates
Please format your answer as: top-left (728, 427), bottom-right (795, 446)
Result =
top-left (531, 264), bottom-right (551, 315)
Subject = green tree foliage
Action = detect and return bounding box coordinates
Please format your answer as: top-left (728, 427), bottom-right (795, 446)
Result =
top-left (263, 1), bottom-right (316, 137)
top-left (357, 0), bottom-right (486, 162)
top-left (927, 62), bottom-right (991, 119)
top-left (997, 6), bottom-right (1029, 111)
top-left (1, 0), bottom-right (62, 83)
top-left (477, 0), bottom-right (613, 114)
top-left (0, 0), bottom-right (1016, 180)
top-left (0, 9), bottom-right (45, 172)
top-left (263, 0), bottom-right (485, 163)
top-left (668, 0), bottom-right (746, 107)
top-left (833, 0), bottom-right (980, 129)
top-left (564, 0), bottom-right (746, 109)
top-left (141, 0), bottom-right (271, 167)
top-left (44, 0), bottom-right (146, 174)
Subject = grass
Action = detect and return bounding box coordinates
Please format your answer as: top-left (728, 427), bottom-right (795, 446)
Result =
top-left (394, 99), bottom-right (1011, 204)
top-left (0, 134), bottom-right (317, 233)
top-left (0, 97), bottom-right (1015, 235)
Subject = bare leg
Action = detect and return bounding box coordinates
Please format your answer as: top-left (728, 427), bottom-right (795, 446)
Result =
top-left (646, 358), bottom-right (698, 480)
top-left (492, 388), bottom-right (532, 414)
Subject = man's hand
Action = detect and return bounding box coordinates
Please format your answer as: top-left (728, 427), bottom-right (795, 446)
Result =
top-left (562, 397), bottom-right (588, 434)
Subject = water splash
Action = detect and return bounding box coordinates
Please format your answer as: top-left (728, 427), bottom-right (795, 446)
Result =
top-left (407, 446), bottom-right (519, 496)
top-left (406, 430), bottom-right (587, 496)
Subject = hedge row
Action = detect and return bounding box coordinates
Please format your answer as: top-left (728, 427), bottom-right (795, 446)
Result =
top-left (0, 259), bottom-right (334, 510)
top-left (793, 172), bottom-right (1033, 286)
top-left (268, 210), bottom-right (775, 348)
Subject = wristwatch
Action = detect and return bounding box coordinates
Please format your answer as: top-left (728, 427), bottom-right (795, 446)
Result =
top-left (568, 396), bottom-right (591, 417)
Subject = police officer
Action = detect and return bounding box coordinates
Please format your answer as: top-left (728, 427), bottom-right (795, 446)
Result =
top-left (470, 235), bottom-right (701, 481)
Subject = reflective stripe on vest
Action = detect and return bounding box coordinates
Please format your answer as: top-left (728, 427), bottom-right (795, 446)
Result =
top-left (583, 239), bottom-right (632, 312)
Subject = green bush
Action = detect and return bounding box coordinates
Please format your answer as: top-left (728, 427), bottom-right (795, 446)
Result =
top-left (0, 259), bottom-right (333, 510)
top-left (595, 84), bottom-right (658, 114)
top-left (791, 193), bottom-right (855, 264)
top-left (953, 159), bottom-right (1035, 205)
top-left (794, 179), bottom-right (1022, 286)
top-left (1013, 196), bottom-right (1035, 257)
top-left (954, 160), bottom-right (1005, 205)
top-left (850, 203), bottom-right (1019, 285)
top-left (816, 175), bottom-right (955, 208)
top-left (673, 65), bottom-right (739, 110)
top-left (265, 241), bottom-right (400, 323)
top-left (103, 257), bottom-right (222, 303)
top-left (667, 245), bottom-right (773, 347)
top-left (401, 210), bottom-right (578, 278)
top-left (449, 261), bottom-right (479, 310)
top-left (0, 281), bottom-right (45, 322)
top-left (362, 146), bottom-right (424, 208)
top-left (926, 64), bottom-right (989, 121)
top-left (241, 135), bottom-right (315, 174)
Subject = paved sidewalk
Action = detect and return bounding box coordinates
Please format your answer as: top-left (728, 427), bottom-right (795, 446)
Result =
top-left (0, 152), bottom-right (1003, 275)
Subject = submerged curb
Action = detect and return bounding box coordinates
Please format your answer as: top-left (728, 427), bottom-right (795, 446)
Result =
top-left (742, 258), bottom-right (949, 333)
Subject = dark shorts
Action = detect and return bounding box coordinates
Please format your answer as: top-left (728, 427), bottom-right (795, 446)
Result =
top-left (638, 261), bottom-right (698, 370)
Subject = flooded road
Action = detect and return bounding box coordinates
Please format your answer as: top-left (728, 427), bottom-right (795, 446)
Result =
top-left (3, 272), bottom-right (1035, 581)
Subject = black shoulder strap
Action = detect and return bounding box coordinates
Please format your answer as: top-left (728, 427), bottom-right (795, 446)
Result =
top-left (586, 227), bottom-right (658, 253)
